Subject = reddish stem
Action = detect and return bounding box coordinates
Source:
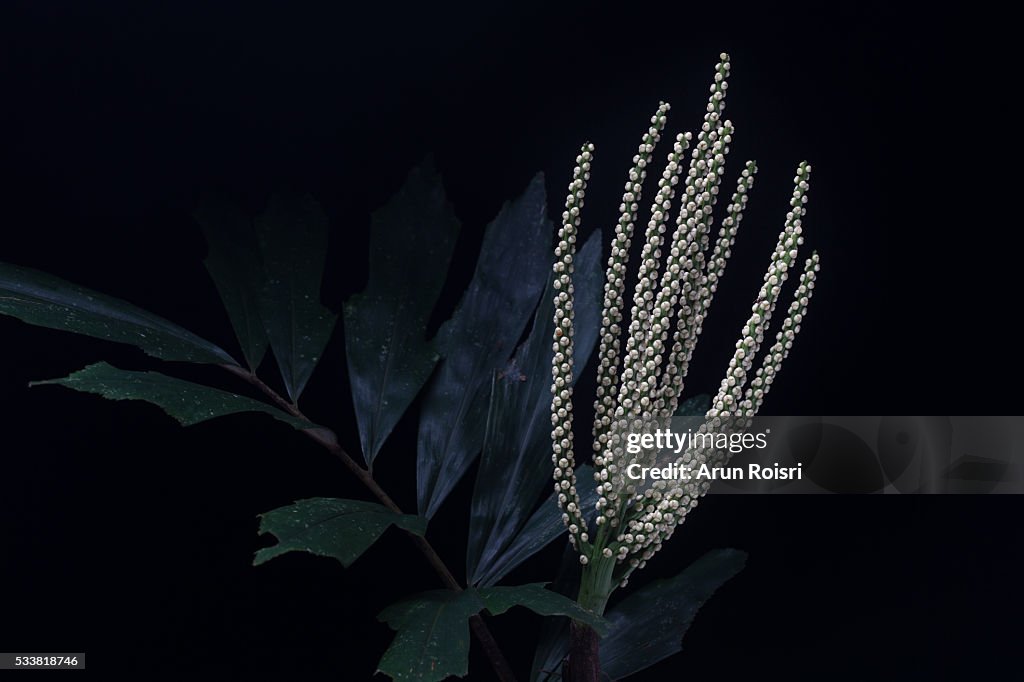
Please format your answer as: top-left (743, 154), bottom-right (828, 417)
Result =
top-left (565, 621), bottom-right (601, 682)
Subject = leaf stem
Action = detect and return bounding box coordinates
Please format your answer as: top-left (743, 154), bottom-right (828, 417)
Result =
top-left (220, 364), bottom-right (518, 682)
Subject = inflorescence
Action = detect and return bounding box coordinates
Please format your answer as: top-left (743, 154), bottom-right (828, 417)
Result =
top-left (550, 53), bottom-right (820, 585)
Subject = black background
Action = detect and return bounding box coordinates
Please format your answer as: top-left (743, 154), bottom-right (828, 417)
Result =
top-left (1, 1), bottom-right (1020, 679)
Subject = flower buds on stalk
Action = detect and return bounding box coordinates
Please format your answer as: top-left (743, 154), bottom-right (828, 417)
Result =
top-left (551, 53), bottom-right (821, 581)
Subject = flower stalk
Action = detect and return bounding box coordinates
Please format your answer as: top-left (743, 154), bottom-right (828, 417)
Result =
top-left (550, 53), bottom-right (822, 680)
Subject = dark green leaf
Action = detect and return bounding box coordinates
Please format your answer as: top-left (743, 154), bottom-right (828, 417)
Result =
top-left (532, 549), bottom-right (747, 680)
top-left (255, 498), bottom-right (427, 568)
top-left (600, 548), bottom-right (746, 677)
top-left (377, 582), bottom-right (606, 682)
top-left (377, 590), bottom-right (484, 682)
top-left (196, 196), bottom-right (269, 370)
top-left (675, 394), bottom-right (711, 417)
top-left (0, 262), bottom-right (236, 365)
top-left (254, 194), bottom-right (338, 401)
top-left (472, 464), bottom-right (600, 588)
top-left (345, 162), bottom-right (460, 467)
top-left (31, 362), bottom-right (316, 431)
top-left (468, 230), bottom-right (603, 586)
top-left (416, 173), bottom-right (552, 518)
top-left (477, 583), bottom-right (607, 635)
top-left (530, 548), bottom-right (583, 682)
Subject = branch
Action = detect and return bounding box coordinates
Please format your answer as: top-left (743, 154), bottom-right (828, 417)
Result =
top-left (220, 364), bottom-right (518, 682)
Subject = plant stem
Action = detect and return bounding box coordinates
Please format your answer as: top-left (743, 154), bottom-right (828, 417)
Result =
top-left (220, 364), bottom-right (518, 682)
top-left (565, 622), bottom-right (601, 682)
top-left (565, 555), bottom-right (615, 682)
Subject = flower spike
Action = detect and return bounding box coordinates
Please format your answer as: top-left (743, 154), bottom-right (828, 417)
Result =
top-left (551, 56), bottom-right (821, 582)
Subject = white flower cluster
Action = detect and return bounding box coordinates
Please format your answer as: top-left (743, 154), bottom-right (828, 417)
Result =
top-left (616, 176), bottom-right (820, 585)
top-left (550, 53), bottom-right (822, 578)
top-left (551, 143), bottom-right (594, 551)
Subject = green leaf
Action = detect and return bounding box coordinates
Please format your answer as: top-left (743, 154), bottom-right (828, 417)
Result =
top-left (344, 162), bottom-right (460, 468)
top-left (477, 583), bottom-right (608, 635)
top-left (468, 230), bottom-right (603, 586)
top-left (31, 362), bottom-right (315, 431)
top-left (600, 549), bottom-right (746, 677)
top-left (255, 498), bottom-right (427, 568)
top-left (377, 590), bottom-right (485, 682)
top-left (196, 196), bottom-right (269, 370)
top-left (472, 465), bottom-right (600, 588)
top-left (377, 583), bottom-right (606, 682)
top-left (532, 549), bottom-right (747, 680)
top-left (254, 193), bottom-right (338, 402)
top-left (0, 262), bottom-right (236, 365)
top-left (417, 173), bottom-right (552, 518)
top-left (529, 548), bottom-right (583, 682)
